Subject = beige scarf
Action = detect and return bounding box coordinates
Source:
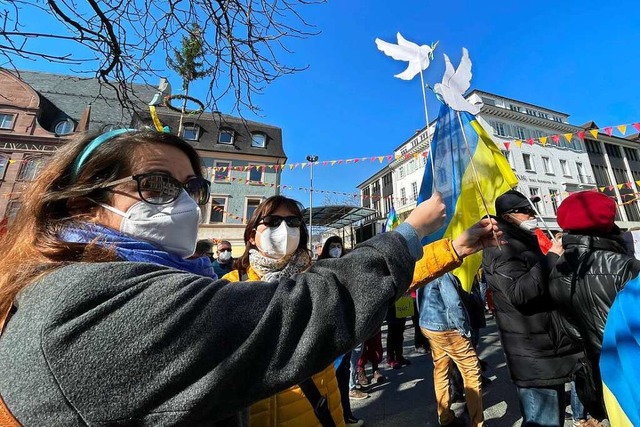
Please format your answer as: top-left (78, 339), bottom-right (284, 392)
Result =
top-left (249, 248), bottom-right (311, 282)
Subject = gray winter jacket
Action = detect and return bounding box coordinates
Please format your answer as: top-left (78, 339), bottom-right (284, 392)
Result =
top-left (0, 228), bottom-right (420, 426)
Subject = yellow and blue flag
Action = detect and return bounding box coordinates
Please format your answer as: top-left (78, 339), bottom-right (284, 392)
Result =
top-left (384, 205), bottom-right (400, 232)
top-left (417, 104), bottom-right (517, 291)
top-left (601, 274), bottom-right (640, 427)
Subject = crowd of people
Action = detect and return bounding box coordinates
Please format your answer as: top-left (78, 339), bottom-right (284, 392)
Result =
top-left (0, 128), bottom-right (638, 427)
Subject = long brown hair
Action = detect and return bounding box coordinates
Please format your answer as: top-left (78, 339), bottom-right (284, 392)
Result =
top-left (0, 130), bottom-right (204, 313)
top-left (233, 195), bottom-right (309, 273)
top-left (317, 235), bottom-right (343, 260)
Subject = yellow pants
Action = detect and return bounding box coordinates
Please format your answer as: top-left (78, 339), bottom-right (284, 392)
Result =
top-left (422, 328), bottom-right (484, 427)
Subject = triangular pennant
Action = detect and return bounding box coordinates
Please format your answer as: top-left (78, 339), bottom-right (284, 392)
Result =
top-left (539, 137), bottom-right (548, 145)
top-left (618, 124), bottom-right (627, 135)
top-left (577, 131), bottom-right (585, 141)
top-left (626, 182), bottom-right (633, 189)
top-left (414, 153), bottom-right (419, 159)
top-left (331, 160), bottom-right (337, 166)
top-left (395, 154), bottom-right (401, 160)
top-left (504, 142), bottom-right (511, 151)
top-left (261, 166), bottom-right (266, 171)
top-left (337, 160), bottom-right (343, 164)
top-left (633, 123), bottom-right (640, 133)
top-left (618, 184), bottom-right (624, 190)
top-left (604, 127), bottom-right (613, 136)
top-left (361, 157), bottom-right (368, 162)
top-left (353, 158), bottom-right (360, 163)
top-left (404, 153), bottom-right (411, 160)
top-left (636, 180), bottom-right (640, 187)
top-left (289, 164), bottom-right (295, 170)
top-left (589, 129), bottom-right (599, 139)
top-left (422, 151), bottom-right (428, 157)
top-left (387, 155), bottom-right (393, 161)
top-left (268, 165), bottom-right (274, 169)
top-left (301, 163), bottom-right (306, 169)
top-left (323, 161), bottom-right (328, 166)
top-left (514, 140), bottom-right (523, 147)
top-left (564, 133), bottom-right (573, 143)
top-left (527, 138), bottom-right (534, 146)
top-left (378, 156), bottom-right (384, 163)
top-left (345, 159), bottom-right (352, 164)
top-left (370, 157), bottom-right (376, 162)
top-left (552, 135), bottom-right (560, 144)
top-left (599, 187), bottom-right (606, 192)
top-left (608, 185), bottom-right (614, 191)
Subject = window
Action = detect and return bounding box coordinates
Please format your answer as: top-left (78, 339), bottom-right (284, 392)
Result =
top-left (398, 166), bottom-right (405, 179)
top-left (182, 124), bottom-right (200, 141)
top-left (218, 128), bottom-right (234, 144)
top-left (536, 111), bottom-right (548, 119)
top-left (560, 159), bottom-right (570, 176)
top-left (400, 147), bottom-right (408, 155)
top-left (515, 126), bottom-right (527, 140)
top-left (245, 198), bottom-right (262, 223)
top-left (525, 108), bottom-right (535, 116)
top-left (411, 182), bottom-right (418, 200)
top-left (0, 114), bottom-right (15, 130)
top-left (400, 188), bottom-right (407, 205)
top-left (523, 153), bottom-right (533, 171)
top-left (18, 156), bottom-right (45, 181)
top-left (553, 116), bottom-right (564, 123)
top-left (542, 157), bottom-right (553, 174)
top-left (586, 139), bottom-right (602, 154)
top-left (501, 150), bottom-right (515, 169)
top-left (407, 159), bottom-right (417, 173)
top-left (0, 155), bottom-right (9, 180)
top-left (213, 161), bottom-right (231, 182)
top-left (248, 164), bottom-right (263, 183)
top-left (495, 122), bottom-right (507, 137)
top-left (549, 189), bottom-right (560, 214)
top-left (251, 132), bottom-right (267, 148)
top-left (209, 197), bottom-right (227, 223)
top-left (101, 124), bottom-right (117, 132)
top-left (576, 162), bottom-right (587, 183)
top-left (481, 97), bottom-right (496, 106)
top-left (6, 200), bottom-right (21, 221)
top-left (530, 188), bottom-right (544, 215)
top-left (605, 143), bottom-right (622, 158)
top-left (509, 104), bottom-right (521, 112)
top-left (54, 119), bottom-right (75, 135)
top-left (624, 147), bottom-right (639, 162)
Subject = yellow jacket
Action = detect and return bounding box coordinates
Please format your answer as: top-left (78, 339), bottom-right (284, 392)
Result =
top-left (408, 238), bottom-right (463, 292)
top-left (222, 267), bottom-right (345, 427)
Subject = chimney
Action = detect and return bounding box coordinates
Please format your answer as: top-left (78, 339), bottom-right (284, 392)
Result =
top-left (77, 103), bottom-right (92, 131)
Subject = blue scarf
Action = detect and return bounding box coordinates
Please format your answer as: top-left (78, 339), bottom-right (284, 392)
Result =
top-left (61, 223), bottom-right (217, 279)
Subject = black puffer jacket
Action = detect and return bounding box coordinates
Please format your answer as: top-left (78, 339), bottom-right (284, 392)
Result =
top-left (482, 219), bottom-right (582, 387)
top-left (549, 232), bottom-right (640, 361)
top-left (548, 232), bottom-right (640, 419)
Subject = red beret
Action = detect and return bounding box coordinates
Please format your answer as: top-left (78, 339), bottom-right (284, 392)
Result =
top-left (557, 191), bottom-right (616, 233)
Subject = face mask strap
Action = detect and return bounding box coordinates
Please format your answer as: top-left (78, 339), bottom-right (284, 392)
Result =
top-left (70, 129), bottom-right (137, 182)
top-left (87, 198), bottom-right (129, 218)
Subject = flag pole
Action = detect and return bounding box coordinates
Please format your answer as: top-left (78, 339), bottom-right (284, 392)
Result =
top-left (522, 192), bottom-right (558, 242)
top-left (456, 111), bottom-right (501, 248)
top-left (419, 69), bottom-right (437, 195)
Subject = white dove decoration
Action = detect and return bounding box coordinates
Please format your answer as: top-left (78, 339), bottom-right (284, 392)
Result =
top-left (375, 33), bottom-right (435, 81)
top-left (433, 48), bottom-right (482, 115)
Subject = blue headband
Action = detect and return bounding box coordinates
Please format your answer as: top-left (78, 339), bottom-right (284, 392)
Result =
top-left (70, 128), bottom-right (137, 182)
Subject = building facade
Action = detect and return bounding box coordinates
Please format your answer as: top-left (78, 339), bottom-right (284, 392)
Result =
top-left (355, 166), bottom-right (394, 239)
top-left (358, 89), bottom-right (640, 232)
top-left (0, 69), bottom-right (287, 251)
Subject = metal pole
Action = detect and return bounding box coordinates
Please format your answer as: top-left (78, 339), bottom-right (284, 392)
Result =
top-left (309, 161), bottom-right (314, 251)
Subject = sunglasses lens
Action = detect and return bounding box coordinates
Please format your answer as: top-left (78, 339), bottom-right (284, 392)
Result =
top-left (138, 174), bottom-right (180, 204)
top-left (285, 217), bottom-right (302, 227)
top-left (262, 215), bottom-right (283, 227)
top-left (185, 177), bottom-right (211, 205)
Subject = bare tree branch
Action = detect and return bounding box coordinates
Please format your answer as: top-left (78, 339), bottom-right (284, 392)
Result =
top-left (0, 0), bottom-right (326, 114)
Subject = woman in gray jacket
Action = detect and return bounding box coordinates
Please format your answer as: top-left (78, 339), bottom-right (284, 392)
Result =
top-left (0, 129), bottom-right (499, 426)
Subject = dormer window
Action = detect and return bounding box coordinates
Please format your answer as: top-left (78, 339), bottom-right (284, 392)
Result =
top-left (182, 124), bottom-right (200, 141)
top-left (218, 128), bottom-right (234, 145)
top-left (0, 113), bottom-right (15, 130)
top-left (251, 132), bottom-right (267, 148)
top-left (54, 119), bottom-right (75, 135)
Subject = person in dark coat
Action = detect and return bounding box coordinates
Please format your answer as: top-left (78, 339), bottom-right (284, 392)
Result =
top-left (482, 190), bottom-right (582, 427)
top-left (549, 191), bottom-right (640, 423)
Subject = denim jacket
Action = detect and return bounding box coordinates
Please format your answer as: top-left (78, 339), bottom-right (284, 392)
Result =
top-left (417, 272), bottom-right (471, 337)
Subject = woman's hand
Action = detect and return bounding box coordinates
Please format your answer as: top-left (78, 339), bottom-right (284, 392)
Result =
top-left (406, 192), bottom-right (447, 240)
top-left (451, 218), bottom-right (504, 259)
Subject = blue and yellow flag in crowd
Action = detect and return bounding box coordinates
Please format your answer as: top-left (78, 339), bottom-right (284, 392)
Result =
top-left (384, 205), bottom-right (400, 232)
top-left (417, 104), bottom-right (517, 291)
top-left (600, 274), bottom-right (640, 427)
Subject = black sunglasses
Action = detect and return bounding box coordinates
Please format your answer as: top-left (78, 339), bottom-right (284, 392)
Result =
top-left (101, 172), bottom-right (211, 206)
top-left (509, 207), bottom-right (535, 215)
top-left (259, 215), bottom-right (303, 228)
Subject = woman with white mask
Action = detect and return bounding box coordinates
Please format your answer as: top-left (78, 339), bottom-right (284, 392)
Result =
top-left (0, 129), bottom-right (502, 427)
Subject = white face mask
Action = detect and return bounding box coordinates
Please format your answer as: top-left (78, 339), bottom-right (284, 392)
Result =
top-left (96, 190), bottom-right (201, 258)
top-left (256, 222), bottom-right (300, 259)
top-left (218, 251), bottom-right (232, 262)
top-left (329, 247), bottom-right (342, 258)
top-left (510, 215), bottom-right (538, 233)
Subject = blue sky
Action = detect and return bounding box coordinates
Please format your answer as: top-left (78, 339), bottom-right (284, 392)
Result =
top-left (11, 0), bottom-right (640, 207)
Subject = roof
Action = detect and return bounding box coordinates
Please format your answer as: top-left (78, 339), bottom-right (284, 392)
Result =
top-left (356, 165), bottom-right (392, 189)
top-left (15, 69), bottom-right (157, 132)
top-left (468, 89), bottom-right (570, 117)
top-left (302, 205), bottom-right (378, 229)
top-left (138, 109), bottom-right (286, 159)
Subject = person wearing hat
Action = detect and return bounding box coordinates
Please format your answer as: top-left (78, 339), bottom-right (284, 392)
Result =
top-left (549, 191), bottom-right (640, 424)
top-left (482, 189), bottom-right (582, 427)
top-left (212, 240), bottom-right (234, 278)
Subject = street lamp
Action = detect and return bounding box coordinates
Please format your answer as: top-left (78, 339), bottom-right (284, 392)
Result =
top-left (306, 154), bottom-right (319, 252)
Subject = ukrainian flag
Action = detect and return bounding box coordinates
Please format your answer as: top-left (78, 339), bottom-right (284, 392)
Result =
top-left (417, 104), bottom-right (517, 291)
top-left (600, 274), bottom-right (640, 427)
top-left (384, 205), bottom-right (400, 232)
